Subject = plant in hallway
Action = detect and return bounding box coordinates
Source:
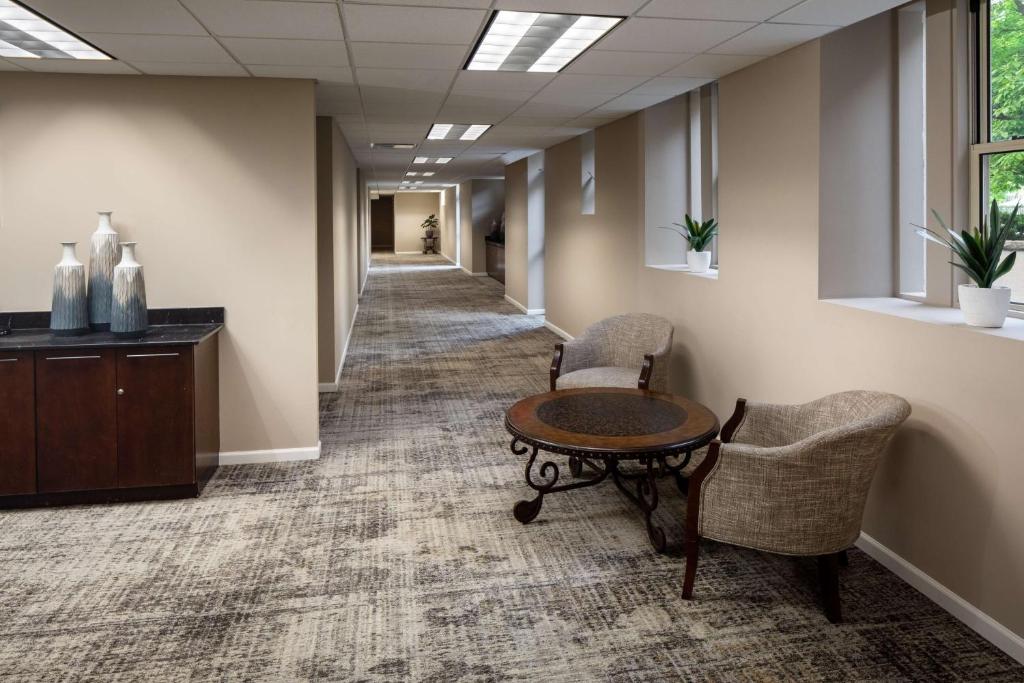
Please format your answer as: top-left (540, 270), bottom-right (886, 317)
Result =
top-left (658, 215), bottom-right (718, 273)
top-left (421, 214), bottom-right (439, 255)
top-left (421, 214), bottom-right (439, 238)
top-left (916, 200), bottom-right (1019, 327)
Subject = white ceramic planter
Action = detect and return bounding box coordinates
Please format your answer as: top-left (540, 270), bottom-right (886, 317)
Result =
top-left (88, 210), bottom-right (120, 331)
top-left (51, 242), bottom-right (88, 335)
top-left (111, 242), bottom-right (148, 337)
top-left (686, 250), bottom-right (712, 274)
top-left (958, 284), bottom-right (1011, 328)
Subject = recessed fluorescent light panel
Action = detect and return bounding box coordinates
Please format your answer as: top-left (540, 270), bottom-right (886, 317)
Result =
top-left (466, 10), bottom-right (623, 73)
top-left (414, 157), bottom-right (453, 164)
top-left (427, 124), bottom-right (491, 141)
top-left (0, 0), bottom-right (110, 59)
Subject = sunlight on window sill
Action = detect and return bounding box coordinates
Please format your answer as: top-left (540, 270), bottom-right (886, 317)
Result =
top-left (822, 297), bottom-right (1024, 342)
top-left (646, 264), bottom-right (719, 280)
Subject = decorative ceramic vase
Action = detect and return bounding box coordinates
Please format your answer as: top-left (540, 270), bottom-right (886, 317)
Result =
top-left (686, 250), bottom-right (712, 274)
top-left (87, 211), bottom-right (120, 331)
top-left (111, 242), bottom-right (148, 337)
top-left (50, 242), bottom-right (89, 336)
top-left (958, 284), bottom-right (1011, 328)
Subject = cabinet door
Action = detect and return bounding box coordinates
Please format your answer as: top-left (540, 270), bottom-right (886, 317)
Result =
top-left (0, 352), bottom-right (36, 496)
top-left (117, 347), bottom-right (194, 488)
top-left (36, 350), bottom-right (117, 492)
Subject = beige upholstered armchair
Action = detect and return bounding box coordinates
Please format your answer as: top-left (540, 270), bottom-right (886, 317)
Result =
top-left (683, 391), bottom-right (911, 623)
top-left (549, 314), bottom-right (674, 392)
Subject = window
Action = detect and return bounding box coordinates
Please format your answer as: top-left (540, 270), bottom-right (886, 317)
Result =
top-left (690, 83), bottom-right (719, 266)
top-left (973, 0), bottom-right (1024, 307)
top-left (643, 82), bottom-right (719, 273)
top-left (898, 2), bottom-right (927, 298)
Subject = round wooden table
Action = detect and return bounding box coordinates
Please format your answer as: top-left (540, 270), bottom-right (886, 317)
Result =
top-left (505, 387), bottom-right (720, 552)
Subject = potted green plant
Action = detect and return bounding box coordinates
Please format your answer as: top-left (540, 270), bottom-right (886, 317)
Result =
top-left (916, 200), bottom-right (1019, 327)
top-left (421, 214), bottom-right (439, 238)
top-left (658, 215), bottom-right (718, 273)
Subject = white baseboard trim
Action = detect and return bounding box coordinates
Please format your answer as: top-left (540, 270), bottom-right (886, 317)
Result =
top-left (395, 250), bottom-right (422, 254)
top-left (503, 294), bottom-right (545, 316)
top-left (318, 304), bottom-right (360, 394)
top-left (461, 266), bottom-right (488, 277)
top-left (543, 319), bottom-right (574, 340)
top-left (856, 532), bottom-right (1024, 665)
top-left (337, 304), bottom-right (359, 384)
top-left (360, 269), bottom-right (368, 296)
top-left (219, 441), bottom-right (321, 466)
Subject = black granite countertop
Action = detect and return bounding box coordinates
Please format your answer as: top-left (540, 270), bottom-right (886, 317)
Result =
top-left (0, 308), bottom-right (223, 352)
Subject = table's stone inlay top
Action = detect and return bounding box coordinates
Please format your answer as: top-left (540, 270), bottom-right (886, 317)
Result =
top-left (535, 393), bottom-right (687, 437)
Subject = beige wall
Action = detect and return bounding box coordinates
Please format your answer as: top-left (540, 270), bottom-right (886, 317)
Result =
top-left (357, 169), bottom-right (369, 294)
top-left (316, 117), bottom-right (359, 386)
top-left (0, 72), bottom-right (318, 453)
top-left (542, 42), bottom-right (1024, 638)
top-left (441, 186), bottom-right (458, 264)
top-left (393, 192), bottom-right (440, 254)
top-left (316, 118), bottom-right (336, 385)
top-left (545, 116), bottom-right (641, 336)
top-left (331, 122), bottom-right (360, 384)
top-left (505, 160), bottom-right (528, 306)
top-left (459, 180), bottom-right (474, 272)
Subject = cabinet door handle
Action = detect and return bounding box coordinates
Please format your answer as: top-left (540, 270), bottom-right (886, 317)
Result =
top-left (45, 355), bottom-right (101, 361)
top-left (0, 358), bottom-right (17, 363)
top-left (117, 388), bottom-right (125, 396)
top-left (125, 353), bottom-right (180, 359)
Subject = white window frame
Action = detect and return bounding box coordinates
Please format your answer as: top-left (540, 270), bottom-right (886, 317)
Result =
top-left (688, 83), bottom-right (719, 267)
top-left (971, 0), bottom-right (1024, 316)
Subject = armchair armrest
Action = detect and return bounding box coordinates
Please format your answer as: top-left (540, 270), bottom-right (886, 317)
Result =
top-left (549, 336), bottom-right (603, 389)
top-left (638, 354), bottom-right (654, 389)
top-left (549, 343), bottom-right (563, 391)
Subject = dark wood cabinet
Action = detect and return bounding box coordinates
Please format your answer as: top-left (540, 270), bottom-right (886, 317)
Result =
top-left (0, 352), bottom-right (37, 496)
top-left (116, 347), bottom-right (194, 488)
top-left (0, 334), bottom-right (219, 508)
top-left (36, 350), bottom-right (118, 493)
top-left (486, 240), bottom-right (506, 284)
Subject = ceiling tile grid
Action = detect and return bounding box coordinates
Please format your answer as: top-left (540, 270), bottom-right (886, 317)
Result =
top-left (12, 0), bottom-right (909, 191)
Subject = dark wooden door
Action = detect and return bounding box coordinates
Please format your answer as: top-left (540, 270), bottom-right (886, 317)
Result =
top-left (370, 195), bottom-right (395, 250)
top-left (116, 347), bottom-right (194, 488)
top-left (36, 350), bottom-right (117, 492)
top-left (0, 352), bottom-right (37, 496)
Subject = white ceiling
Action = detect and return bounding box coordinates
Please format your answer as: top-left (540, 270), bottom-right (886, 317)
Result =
top-left (3, 0), bottom-right (907, 192)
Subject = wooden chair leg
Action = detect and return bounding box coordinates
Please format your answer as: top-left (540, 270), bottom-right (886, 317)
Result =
top-left (817, 553), bottom-right (842, 623)
top-left (682, 537), bottom-right (700, 599)
top-left (838, 549), bottom-right (849, 567)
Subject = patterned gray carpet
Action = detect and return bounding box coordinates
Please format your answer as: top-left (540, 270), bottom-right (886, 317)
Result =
top-left (0, 253), bottom-right (1020, 681)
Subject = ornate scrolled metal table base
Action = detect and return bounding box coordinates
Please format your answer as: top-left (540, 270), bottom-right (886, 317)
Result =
top-left (505, 388), bottom-right (720, 554)
top-left (510, 437), bottom-right (694, 553)
top-left (511, 438), bottom-right (611, 524)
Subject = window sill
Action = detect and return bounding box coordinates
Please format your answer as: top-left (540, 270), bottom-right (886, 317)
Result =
top-left (822, 297), bottom-right (1024, 342)
top-left (647, 264), bottom-right (719, 280)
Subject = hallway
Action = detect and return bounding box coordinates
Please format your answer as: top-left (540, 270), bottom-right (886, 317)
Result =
top-left (0, 255), bottom-right (1016, 680)
top-left (316, 254), bottom-right (1017, 679)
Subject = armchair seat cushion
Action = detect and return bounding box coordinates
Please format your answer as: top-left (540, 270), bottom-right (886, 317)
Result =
top-left (556, 366), bottom-right (639, 390)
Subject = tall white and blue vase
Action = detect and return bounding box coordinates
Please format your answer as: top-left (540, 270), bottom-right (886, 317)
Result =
top-left (87, 211), bottom-right (120, 331)
top-left (50, 242), bottom-right (89, 336)
top-left (111, 242), bottom-right (148, 338)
